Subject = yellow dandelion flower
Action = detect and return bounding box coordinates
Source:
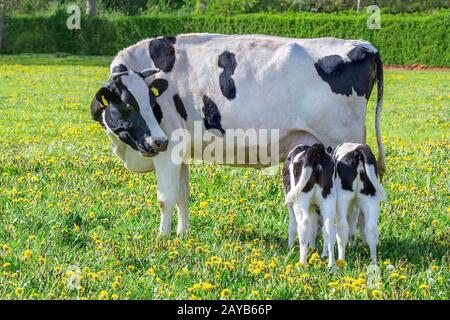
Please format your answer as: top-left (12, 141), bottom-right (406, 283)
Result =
top-left (146, 267), bottom-right (156, 276)
top-left (202, 282), bottom-right (215, 291)
top-left (336, 259), bottom-right (346, 268)
top-left (220, 289), bottom-right (231, 298)
top-left (111, 294), bottom-right (119, 300)
top-left (88, 211), bottom-right (95, 219)
top-left (303, 285), bottom-right (313, 293)
top-left (199, 201), bottom-right (209, 208)
top-left (73, 224), bottom-right (80, 233)
top-left (372, 289), bottom-right (383, 299)
top-left (23, 250), bottom-right (32, 260)
top-left (111, 282), bottom-right (120, 290)
top-left (15, 287), bottom-right (24, 296)
top-left (431, 265), bottom-right (439, 272)
top-left (98, 290), bottom-right (109, 300)
top-left (182, 267), bottom-right (190, 275)
top-left (2, 262), bottom-right (11, 268)
top-left (251, 290), bottom-right (260, 297)
top-left (419, 284), bottom-right (430, 290)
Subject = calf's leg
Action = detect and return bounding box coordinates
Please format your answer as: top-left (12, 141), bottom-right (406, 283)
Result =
top-left (361, 200), bottom-right (380, 264)
top-left (336, 192), bottom-right (351, 261)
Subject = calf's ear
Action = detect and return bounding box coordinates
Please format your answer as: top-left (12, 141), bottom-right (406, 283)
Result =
top-left (91, 86), bottom-right (112, 123)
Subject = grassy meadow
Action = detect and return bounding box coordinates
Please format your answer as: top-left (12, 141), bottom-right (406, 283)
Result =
top-left (0, 55), bottom-right (448, 300)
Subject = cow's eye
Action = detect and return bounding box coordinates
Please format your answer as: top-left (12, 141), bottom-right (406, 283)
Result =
top-left (126, 104), bottom-right (135, 110)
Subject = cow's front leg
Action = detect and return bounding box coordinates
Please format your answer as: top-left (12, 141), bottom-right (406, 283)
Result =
top-left (176, 163), bottom-right (190, 237)
top-left (153, 152), bottom-right (182, 237)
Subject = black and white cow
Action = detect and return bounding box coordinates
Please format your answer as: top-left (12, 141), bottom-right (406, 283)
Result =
top-left (333, 143), bottom-right (387, 264)
top-left (283, 143), bottom-right (336, 266)
top-left (90, 33), bottom-right (386, 237)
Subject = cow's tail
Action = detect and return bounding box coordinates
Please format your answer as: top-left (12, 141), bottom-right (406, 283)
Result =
top-left (284, 166), bottom-right (313, 205)
top-left (375, 52), bottom-right (386, 181)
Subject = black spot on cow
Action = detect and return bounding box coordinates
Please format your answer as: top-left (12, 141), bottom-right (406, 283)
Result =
top-left (162, 36), bottom-right (176, 45)
top-left (202, 95), bottom-right (225, 135)
top-left (149, 78), bottom-right (169, 97)
top-left (283, 144), bottom-right (334, 198)
top-left (173, 94), bottom-right (187, 120)
top-left (218, 51), bottom-right (237, 100)
top-left (112, 64), bottom-right (128, 73)
top-left (314, 46), bottom-right (378, 98)
top-left (153, 102), bottom-right (163, 124)
top-left (336, 144), bottom-right (377, 196)
top-left (149, 37), bottom-right (176, 73)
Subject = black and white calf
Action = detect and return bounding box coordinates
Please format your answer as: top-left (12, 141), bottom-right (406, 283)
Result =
top-left (333, 143), bottom-right (386, 264)
top-left (283, 144), bottom-right (336, 266)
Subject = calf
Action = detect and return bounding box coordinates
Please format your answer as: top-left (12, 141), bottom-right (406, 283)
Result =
top-left (283, 144), bottom-right (336, 266)
top-left (333, 143), bottom-right (386, 264)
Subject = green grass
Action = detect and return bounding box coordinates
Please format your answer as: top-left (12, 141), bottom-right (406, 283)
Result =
top-left (0, 54), bottom-right (448, 300)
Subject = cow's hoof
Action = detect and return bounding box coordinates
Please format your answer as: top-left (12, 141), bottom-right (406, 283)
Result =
top-left (154, 233), bottom-right (169, 249)
top-left (177, 228), bottom-right (190, 239)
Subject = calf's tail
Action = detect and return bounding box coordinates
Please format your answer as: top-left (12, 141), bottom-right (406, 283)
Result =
top-left (360, 149), bottom-right (387, 202)
top-left (375, 53), bottom-right (386, 181)
top-left (284, 166), bottom-right (313, 205)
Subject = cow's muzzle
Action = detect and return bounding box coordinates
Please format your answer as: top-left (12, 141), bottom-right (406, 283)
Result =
top-left (139, 136), bottom-right (169, 157)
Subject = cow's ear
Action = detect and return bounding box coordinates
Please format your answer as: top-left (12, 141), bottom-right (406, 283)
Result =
top-left (148, 78), bottom-right (169, 98)
top-left (91, 87), bottom-right (112, 122)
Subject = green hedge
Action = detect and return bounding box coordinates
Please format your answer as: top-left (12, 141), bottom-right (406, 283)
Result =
top-left (3, 11), bottom-right (449, 66)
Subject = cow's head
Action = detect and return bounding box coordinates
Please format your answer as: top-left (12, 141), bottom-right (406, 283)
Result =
top-left (91, 65), bottom-right (168, 157)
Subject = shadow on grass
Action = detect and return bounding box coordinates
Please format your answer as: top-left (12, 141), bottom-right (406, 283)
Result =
top-left (0, 54), bottom-right (112, 67)
top-left (242, 230), bottom-right (448, 264)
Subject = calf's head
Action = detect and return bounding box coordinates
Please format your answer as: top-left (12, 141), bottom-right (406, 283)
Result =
top-left (91, 66), bottom-right (168, 157)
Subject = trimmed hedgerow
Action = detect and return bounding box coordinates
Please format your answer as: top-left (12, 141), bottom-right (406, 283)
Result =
top-left (3, 11), bottom-right (449, 66)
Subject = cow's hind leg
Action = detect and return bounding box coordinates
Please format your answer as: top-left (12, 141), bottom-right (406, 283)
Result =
top-left (287, 203), bottom-right (297, 249)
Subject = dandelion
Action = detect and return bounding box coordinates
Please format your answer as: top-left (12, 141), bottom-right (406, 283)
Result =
top-left (182, 267), bottom-right (190, 275)
top-left (88, 211), bottom-right (95, 219)
top-left (371, 289), bottom-right (383, 299)
top-left (431, 265), bottom-right (439, 272)
top-left (15, 287), bottom-right (24, 296)
top-left (202, 282), bottom-right (215, 291)
top-left (98, 290), bottom-right (109, 300)
top-left (111, 282), bottom-right (120, 290)
top-left (23, 250), bottom-right (32, 261)
top-left (73, 224), bottom-right (80, 233)
top-left (111, 294), bottom-right (119, 300)
top-left (303, 285), bottom-right (313, 293)
top-left (251, 290), bottom-right (259, 297)
top-left (220, 289), bottom-right (231, 298)
top-left (2, 262), bottom-right (11, 268)
top-left (199, 201), bottom-right (209, 208)
top-left (336, 259), bottom-right (346, 268)
top-left (419, 284), bottom-right (430, 290)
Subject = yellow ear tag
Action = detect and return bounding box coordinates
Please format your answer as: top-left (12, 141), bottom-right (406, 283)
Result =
top-left (151, 87), bottom-right (160, 97)
top-left (101, 95), bottom-right (109, 107)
